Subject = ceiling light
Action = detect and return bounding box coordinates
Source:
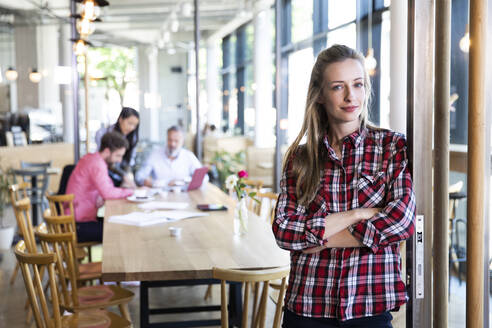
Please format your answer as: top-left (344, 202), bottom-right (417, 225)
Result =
top-left (162, 31), bottom-right (171, 43)
top-left (171, 18), bottom-right (179, 32)
top-left (81, 0), bottom-right (100, 20)
top-left (459, 24), bottom-right (470, 53)
top-left (167, 47), bottom-right (176, 55)
top-left (73, 39), bottom-right (88, 56)
top-left (29, 69), bottom-right (42, 83)
top-left (182, 2), bottom-right (193, 17)
top-left (76, 18), bottom-right (95, 38)
top-left (5, 67), bottom-right (18, 81)
top-left (365, 48), bottom-right (377, 76)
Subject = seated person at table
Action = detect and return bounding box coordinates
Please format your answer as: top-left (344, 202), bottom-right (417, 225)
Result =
top-left (95, 107), bottom-right (140, 188)
top-left (135, 125), bottom-right (207, 187)
top-left (66, 131), bottom-right (134, 243)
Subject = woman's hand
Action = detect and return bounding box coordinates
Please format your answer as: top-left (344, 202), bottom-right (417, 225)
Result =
top-left (323, 208), bottom-right (381, 240)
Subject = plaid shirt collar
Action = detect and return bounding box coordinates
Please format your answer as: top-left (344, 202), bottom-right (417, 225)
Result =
top-left (323, 125), bottom-right (368, 155)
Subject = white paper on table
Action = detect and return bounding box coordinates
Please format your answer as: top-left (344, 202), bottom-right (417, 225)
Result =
top-left (108, 210), bottom-right (209, 226)
top-left (160, 210), bottom-right (209, 221)
top-left (108, 211), bottom-right (171, 226)
top-left (138, 201), bottom-right (189, 210)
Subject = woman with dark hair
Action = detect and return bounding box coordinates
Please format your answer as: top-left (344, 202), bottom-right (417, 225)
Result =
top-left (273, 45), bottom-right (416, 327)
top-left (95, 107), bottom-right (139, 187)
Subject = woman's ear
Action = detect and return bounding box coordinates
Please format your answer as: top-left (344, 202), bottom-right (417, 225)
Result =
top-left (316, 94), bottom-right (325, 104)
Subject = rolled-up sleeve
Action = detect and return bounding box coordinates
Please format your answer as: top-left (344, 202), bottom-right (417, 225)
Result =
top-left (272, 160), bottom-right (327, 251)
top-left (348, 135), bottom-right (416, 254)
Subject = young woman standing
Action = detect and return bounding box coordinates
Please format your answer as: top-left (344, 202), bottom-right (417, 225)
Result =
top-left (273, 45), bottom-right (416, 328)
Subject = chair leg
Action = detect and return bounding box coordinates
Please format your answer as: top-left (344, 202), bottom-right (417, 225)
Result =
top-left (119, 303), bottom-right (131, 322)
top-left (87, 246), bottom-right (93, 263)
top-left (204, 284), bottom-right (213, 300)
top-left (252, 282), bottom-right (260, 325)
top-left (9, 262), bottom-right (20, 285)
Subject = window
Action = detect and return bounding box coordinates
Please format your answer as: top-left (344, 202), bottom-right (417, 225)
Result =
top-left (287, 47), bottom-right (314, 144)
top-left (291, 0), bottom-right (313, 43)
top-left (328, 0), bottom-right (356, 29)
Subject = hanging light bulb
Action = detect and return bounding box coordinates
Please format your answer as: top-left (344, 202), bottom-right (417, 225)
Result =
top-left (365, 48), bottom-right (377, 76)
top-left (29, 68), bottom-right (42, 83)
top-left (365, 3), bottom-right (377, 76)
top-left (76, 18), bottom-right (95, 38)
top-left (459, 24), bottom-right (470, 53)
top-left (182, 2), bottom-right (193, 17)
top-left (5, 67), bottom-right (18, 81)
top-left (81, 0), bottom-right (100, 20)
top-left (73, 39), bottom-right (88, 56)
top-left (162, 30), bottom-right (171, 43)
top-left (170, 12), bottom-right (179, 32)
top-left (167, 46), bottom-right (176, 55)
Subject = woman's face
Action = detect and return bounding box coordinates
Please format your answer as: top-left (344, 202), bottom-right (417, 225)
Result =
top-left (118, 115), bottom-right (139, 136)
top-left (318, 59), bottom-right (366, 129)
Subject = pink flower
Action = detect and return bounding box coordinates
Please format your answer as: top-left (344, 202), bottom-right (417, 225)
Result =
top-left (238, 170), bottom-right (248, 178)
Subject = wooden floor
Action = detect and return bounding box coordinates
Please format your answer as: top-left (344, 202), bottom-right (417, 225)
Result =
top-left (0, 206), bottom-right (485, 327)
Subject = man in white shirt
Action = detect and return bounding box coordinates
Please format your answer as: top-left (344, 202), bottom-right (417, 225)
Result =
top-left (136, 126), bottom-right (206, 187)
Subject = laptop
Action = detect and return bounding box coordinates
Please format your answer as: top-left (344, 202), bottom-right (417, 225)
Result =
top-left (186, 166), bottom-right (209, 191)
top-left (160, 167), bottom-right (209, 192)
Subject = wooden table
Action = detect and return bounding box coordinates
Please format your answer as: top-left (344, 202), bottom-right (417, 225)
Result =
top-left (102, 183), bottom-right (289, 327)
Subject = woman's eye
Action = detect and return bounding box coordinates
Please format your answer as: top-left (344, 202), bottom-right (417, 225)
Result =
top-left (332, 85), bottom-right (343, 90)
top-left (354, 82), bottom-right (364, 88)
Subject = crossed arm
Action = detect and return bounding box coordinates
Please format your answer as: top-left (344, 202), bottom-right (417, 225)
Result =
top-left (302, 208), bottom-right (380, 254)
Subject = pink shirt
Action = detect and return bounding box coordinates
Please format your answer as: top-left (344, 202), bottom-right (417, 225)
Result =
top-left (66, 152), bottom-right (133, 223)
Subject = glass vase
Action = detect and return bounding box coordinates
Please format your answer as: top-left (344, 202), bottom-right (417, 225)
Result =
top-left (233, 197), bottom-right (248, 235)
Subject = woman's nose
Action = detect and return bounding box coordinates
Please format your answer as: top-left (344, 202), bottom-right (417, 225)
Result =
top-left (344, 87), bottom-right (354, 102)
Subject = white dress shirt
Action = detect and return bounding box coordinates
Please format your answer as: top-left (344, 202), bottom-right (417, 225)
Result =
top-left (135, 147), bottom-right (206, 186)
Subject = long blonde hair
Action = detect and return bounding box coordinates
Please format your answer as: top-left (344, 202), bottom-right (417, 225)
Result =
top-left (283, 45), bottom-right (372, 206)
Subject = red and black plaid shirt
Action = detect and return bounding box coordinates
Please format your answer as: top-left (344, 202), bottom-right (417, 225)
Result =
top-left (273, 126), bottom-right (416, 321)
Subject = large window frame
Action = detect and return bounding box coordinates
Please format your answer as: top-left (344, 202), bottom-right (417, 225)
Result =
top-left (220, 23), bottom-right (254, 135)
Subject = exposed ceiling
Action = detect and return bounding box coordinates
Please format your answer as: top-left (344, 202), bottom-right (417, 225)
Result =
top-left (0, 0), bottom-right (270, 49)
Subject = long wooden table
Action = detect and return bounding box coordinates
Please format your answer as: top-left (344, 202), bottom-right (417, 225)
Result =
top-left (102, 183), bottom-right (289, 327)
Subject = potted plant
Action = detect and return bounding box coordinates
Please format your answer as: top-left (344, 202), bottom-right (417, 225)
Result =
top-left (211, 150), bottom-right (246, 191)
top-left (0, 167), bottom-right (14, 251)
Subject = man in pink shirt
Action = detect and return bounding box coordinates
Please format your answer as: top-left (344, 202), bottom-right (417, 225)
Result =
top-left (66, 131), bottom-right (134, 242)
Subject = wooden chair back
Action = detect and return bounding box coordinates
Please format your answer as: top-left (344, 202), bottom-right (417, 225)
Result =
top-left (14, 240), bottom-right (62, 328)
top-left (212, 265), bottom-right (289, 328)
top-left (243, 179), bottom-right (263, 192)
top-left (35, 226), bottom-right (80, 308)
top-left (257, 192), bottom-right (279, 224)
top-left (9, 182), bottom-right (29, 205)
top-left (12, 197), bottom-right (37, 253)
top-left (46, 193), bottom-right (75, 217)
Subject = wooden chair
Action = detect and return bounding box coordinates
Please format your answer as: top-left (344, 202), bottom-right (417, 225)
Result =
top-left (35, 228), bottom-right (134, 321)
top-left (8, 182), bottom-right (30, 285)
top-left (14, 240), bottom-right (131, 328)
top-left (46, 193), bottom-right (100, 262)
top-left (212, 266), bottom-right (289, 328)
top-left (243, 179), bottom-right (264, 213)
top-left (256, 192), bottom-right (279, 224)
top-left (243, 179), bottom-right (264, 192)
top-left (41, 212), bottom-right (103, 284)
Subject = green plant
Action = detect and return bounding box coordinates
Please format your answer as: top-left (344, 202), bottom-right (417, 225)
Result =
top-left (211, 150), bottom-right (246, 191)
top-left (0, 167), bottom-right (12, 227)
top-left (88, 47), bottom-right (136, 106)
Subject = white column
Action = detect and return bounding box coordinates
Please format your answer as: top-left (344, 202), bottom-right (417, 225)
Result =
top-left (138, 46), bottom-right (160, 142)
top-left (59, 24), bottom-right (74, 143)
top-left (254, 8), bottom-right (274, 147)
top-left (206, 40), bottom-right (221, 128)
top-left (389, 0), bottom-right (407, 134)
top-left (14, 26), bottom-right (39, 110)
top-left (148, 47), bottom-right (159, 142)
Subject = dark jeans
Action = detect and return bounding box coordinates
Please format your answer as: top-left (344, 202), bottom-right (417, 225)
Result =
top-left (76, 217), bottom-right (103, 243)
top-left (282, 309), bottom-right (393, 328)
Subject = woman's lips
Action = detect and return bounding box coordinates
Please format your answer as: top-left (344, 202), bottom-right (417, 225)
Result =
top-left (341, 106), bottom-right (359, 113)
